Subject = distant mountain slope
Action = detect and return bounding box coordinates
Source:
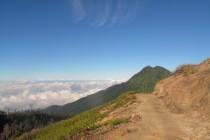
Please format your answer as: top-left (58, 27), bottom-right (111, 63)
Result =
top-left (42, 66), bottom-right (171, 117)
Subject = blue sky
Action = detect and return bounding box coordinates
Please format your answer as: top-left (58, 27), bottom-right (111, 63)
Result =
top-left (0, 0), bottom-right (210, 81)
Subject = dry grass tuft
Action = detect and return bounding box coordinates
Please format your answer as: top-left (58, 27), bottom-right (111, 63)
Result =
top-left (175, 64), bottom-right (197, 76)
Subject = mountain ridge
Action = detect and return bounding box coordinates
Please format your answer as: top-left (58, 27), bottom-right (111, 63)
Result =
top-left (42, 66), bottom-right (171, 117)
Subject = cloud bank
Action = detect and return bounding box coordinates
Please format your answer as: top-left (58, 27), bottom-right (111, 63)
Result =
top-left (0, 80), bottom-right (121, 111)
top-left (70, 0), bottom-right (140, 26)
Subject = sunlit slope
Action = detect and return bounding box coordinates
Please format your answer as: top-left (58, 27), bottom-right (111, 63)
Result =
top-left (16, 93), bottom-right (137, 140)
top-left (155, 58), bottom-right (210, 114)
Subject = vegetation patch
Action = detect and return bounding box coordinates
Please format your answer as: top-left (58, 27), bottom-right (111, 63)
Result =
top-left (106, 118), bottom-right (129, 127)
top-left (175, 64), bottom-right (197, 76)
top-left (16, 92), bottom-right (136, 140)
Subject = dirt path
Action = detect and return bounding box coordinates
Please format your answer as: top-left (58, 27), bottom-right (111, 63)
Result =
top-left (76, 94), bottom-right (210, 140)
top-left (104, 94), bottom-right (191, 140)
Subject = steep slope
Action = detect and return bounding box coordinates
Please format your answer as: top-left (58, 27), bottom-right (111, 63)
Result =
top-left (43, 66), bottom-right (171, 117)
top-left (154, 58), bottom-right (210, 115)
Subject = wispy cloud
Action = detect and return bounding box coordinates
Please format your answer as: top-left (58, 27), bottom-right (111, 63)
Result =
top-left (93, 1), bottom-right (112, 26)
top-left (71, 0), bottom-right (86, 21)
top-left (70, 0), bottom-right (140, 27)
top-left (124, 0), bottom-right (141, 24)
top-left (110, 0), bottom-right (125, 26)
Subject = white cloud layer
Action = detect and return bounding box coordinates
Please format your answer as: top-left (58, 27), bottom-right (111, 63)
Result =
top-left (0, 80), bottom-right (121, 111)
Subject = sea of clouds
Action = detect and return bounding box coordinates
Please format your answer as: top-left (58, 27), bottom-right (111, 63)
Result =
top-left (0, 80), bottom-right (121, 112)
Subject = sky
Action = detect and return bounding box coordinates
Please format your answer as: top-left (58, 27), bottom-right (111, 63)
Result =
top-left (0, 0), bottom-right (210, 81)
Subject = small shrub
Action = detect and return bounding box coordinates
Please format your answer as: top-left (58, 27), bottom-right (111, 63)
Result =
top-left (108, 118), bottom-right (129, 127)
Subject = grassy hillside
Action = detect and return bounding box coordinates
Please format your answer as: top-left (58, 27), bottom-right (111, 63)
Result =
top-left (16, 92), bottom-right (136, 140)
top-left (42, 66), bottom-right (171, 117)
